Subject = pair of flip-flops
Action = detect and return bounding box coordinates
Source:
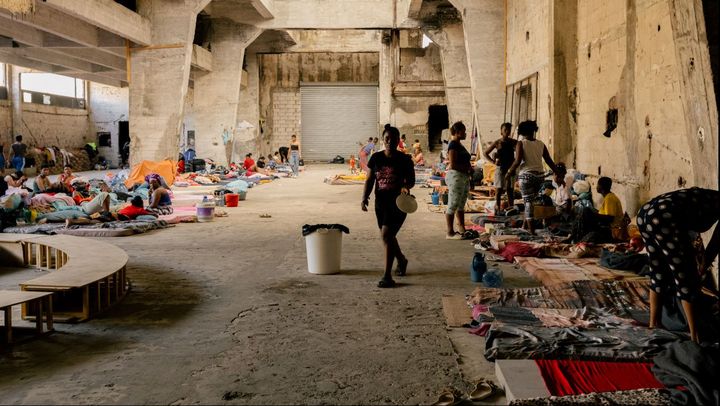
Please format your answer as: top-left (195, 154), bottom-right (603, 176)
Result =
top-left (432, 379), bottom-right (499, 405)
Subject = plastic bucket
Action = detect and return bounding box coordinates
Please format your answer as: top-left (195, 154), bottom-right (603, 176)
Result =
top-left (304, 228), bottom-right (342, 275)
top-left (238, 190), bottom-right (247, 201)
top-left (196, 202), bottom-right (215, 222)
top-left (431, 192), bottom-right (440, 205)
top-left (225, 193), bottom-right (240, 207)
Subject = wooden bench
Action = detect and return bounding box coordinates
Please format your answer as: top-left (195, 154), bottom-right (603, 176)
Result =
top-left (0, 234), bottom-right (129, 322)
top-left (0, 290), bottom-right (54, 344)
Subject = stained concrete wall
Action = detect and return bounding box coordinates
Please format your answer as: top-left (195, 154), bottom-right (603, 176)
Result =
top-left (235, 52), bottom-right (261, 160)
top-left (0, 100), bottom-right (11, 147)
top-left (88, 82), bottom-right (129, 167)
top-left (506, 0), bottom-right (552, 148)
top-left (575, 0), bottom-right (718, 213)
top-left (7, 66), bottom-right (91, 150)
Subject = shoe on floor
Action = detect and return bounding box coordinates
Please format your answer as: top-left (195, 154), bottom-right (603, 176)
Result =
top-left (446, 233), bottom-right (463, 240)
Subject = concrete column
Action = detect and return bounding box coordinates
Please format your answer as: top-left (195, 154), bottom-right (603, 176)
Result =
top-left (129, 0), bottom-right (209, 166)
top-left (425, 22), bottom-right (473, 133)
top-left (378, 30), bottom-right (396, 127)
top-left (234, 51), bottom-right (261, 158)
top-left (451, 0), bottom-right (505, 146)
top-left (193, 20), bottom-right (261, 166)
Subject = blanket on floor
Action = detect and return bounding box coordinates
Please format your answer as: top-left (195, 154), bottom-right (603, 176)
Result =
top-left (484, 324), bottom-right (685, 361)
top-left (515, 257), bottom-right (646, 286)
top-left (2, 219), bottom-right (172, 236)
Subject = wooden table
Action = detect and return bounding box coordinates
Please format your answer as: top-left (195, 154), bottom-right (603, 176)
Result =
top-left (0, 290), bottom-right (54, 344)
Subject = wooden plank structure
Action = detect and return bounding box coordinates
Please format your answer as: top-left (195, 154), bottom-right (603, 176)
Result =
top-left (0, 290), bottom-right (54, 345)
top-left (0, 234), bottom-right (129, 322)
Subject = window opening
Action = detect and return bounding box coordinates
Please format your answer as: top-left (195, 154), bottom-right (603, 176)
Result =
top-left (503, 72), bottom-right (539, 131)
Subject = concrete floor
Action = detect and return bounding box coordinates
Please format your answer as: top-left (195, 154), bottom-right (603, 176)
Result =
top-left (0, 164), bottom-right (539, 405)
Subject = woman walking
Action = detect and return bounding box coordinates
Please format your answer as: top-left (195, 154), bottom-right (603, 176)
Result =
top-left (638, 187), bottom-right (719, 343)
top-left (445, 122), bottom-right (473, 239)
top-left (289, 134), bottom-right (301, 177)
top-left (506, 120), bottom-right (559, 234)
top-left (358, 137), bottom-right (375, 173)
top-left (362, 124), bottom-right (415, 288)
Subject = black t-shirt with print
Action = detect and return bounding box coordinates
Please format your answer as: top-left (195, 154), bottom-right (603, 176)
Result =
top-left (368, 151), bottom-right (415, 200)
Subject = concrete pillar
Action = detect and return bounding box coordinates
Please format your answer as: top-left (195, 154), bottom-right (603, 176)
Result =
top-left (193, 20), bottom-right (261, 166)
top-left (234, 51), bottom-right (261, 158)
top-left (425, 22), bottom-right (473, 135)
top-left (451, 0), bottom-right (505, 146)
top-left (551, 0), bottom-right (578, 164)
top-left (129, 0), bottom-right (209, 166)
top-left (378, 30), bottom-right (396, 128)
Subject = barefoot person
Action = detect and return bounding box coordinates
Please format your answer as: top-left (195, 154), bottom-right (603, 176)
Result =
top-left (638, 187), bottom-right (719, 343)
top-left (362, 124), bottom-right (415, 288)
top-left (445, 122), bottom-right (473, 239)
top-left (484, 123), bottom-right (517, 214)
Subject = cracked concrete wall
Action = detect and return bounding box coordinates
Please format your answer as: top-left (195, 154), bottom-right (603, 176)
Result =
top-left (575, 0), bottom-right (717, 214)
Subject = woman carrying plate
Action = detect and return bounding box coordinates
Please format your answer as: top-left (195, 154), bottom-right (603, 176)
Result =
top-left (362, 124), bottom-right (416, 288)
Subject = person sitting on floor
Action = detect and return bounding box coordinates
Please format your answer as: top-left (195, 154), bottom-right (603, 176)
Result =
top-left (412, 145), bottom-right (425, 167)
top-left (4, 170), bottom-right (27, 192)
top-left (71, 177), bottom-right (113, 217)
top-left (58, 165), bottom-right (76, 190)
top-left (267, 154), bottom-right (277, 170)
top-left (117, 196), bottom-right (156, 220)
top-left (597, 176), bottom-right (627, 241)
top-left (242, 153), bottom-right (255, 171)
top-left (146, 175), bottom-right (173, 215)
top-left (32, 165), bottom-right (52, 195)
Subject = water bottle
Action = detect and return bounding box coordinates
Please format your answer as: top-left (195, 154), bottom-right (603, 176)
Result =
top-left (202, 196), bottom-right (209, 203)
top-left (482, 267), bottom-right (504, 288)
top-left (470, 252), bottom-right (487, 283)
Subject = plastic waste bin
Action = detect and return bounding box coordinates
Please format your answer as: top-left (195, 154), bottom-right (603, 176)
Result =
top-left (302, 224), bottom-right (350, 275)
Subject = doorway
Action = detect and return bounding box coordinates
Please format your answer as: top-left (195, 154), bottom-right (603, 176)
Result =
top-left (118, 121), bottom-right (129, 166)
top-left (427, 105), bottom-right (448, 151)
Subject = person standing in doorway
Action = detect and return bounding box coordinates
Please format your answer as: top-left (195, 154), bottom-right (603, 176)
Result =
top-left (484, 123), bottom-right (518, 215)
top-left (289, 134), bottom-right (301, 177)
top-left (505, 120), bottom-right (560, 235)
top-left (445, 122), bottom-right (473, 239)
top-left (10, 135), bottom-right (27, 172)
top-left (362, 124), bottom-right (415, 288)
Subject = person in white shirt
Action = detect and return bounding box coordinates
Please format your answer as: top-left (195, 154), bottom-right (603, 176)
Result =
top-left (552, 162), bottom-right (575, 214)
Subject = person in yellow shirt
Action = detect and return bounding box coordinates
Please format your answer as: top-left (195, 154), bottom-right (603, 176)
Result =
top-left (596, 176), bottom-right (627, 240)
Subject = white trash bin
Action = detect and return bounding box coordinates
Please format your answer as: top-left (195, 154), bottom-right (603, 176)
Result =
top-left (305, 228), bottom-right (343, 274)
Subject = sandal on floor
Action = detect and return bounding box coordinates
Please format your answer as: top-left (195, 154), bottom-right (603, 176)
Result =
top-left (432, 387), bottom-right (463, 406)
top-left (446, 233), bottom-right (463, 240)
top-left (377, 278), bottom-right (396, 288)
top-left (469, 378), bottom-right (498, 401)
top-left (395, 257), bottom-right (408, 276)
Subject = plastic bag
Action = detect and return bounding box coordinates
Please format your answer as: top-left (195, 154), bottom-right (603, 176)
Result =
top-left (302, 224), bottom-right (350, 236)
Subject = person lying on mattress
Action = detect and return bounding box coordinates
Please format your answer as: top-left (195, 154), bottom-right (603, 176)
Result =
top-left (146, 175), bottom-right (173, 215)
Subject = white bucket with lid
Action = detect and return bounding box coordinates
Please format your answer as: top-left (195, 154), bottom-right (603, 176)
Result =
top-left (304, 228), bottom-right (342, 274)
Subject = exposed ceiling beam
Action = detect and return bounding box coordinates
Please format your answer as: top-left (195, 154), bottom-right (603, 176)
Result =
top-left (191, 45), bottom-right (212, 72)
top-left (0, 3), bottom-right (127, 54)
top-left (0, 50), bottom-right (68, 74)
top-left (3, 47), bottom-right (99, 73)
top-left (42, 0), bottom-right (151, 46)
top-left (0, 52), bottom-right (125, 88)
top-left (49, 48), bottom-right (126, 71)
top-left (250, 0), bottom-right (275, 19)
top-left (408, 0), bottom-right (424, 19)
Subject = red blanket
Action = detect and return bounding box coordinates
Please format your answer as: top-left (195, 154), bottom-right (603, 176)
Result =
top-left (536, 359), bottom-right (664, 396)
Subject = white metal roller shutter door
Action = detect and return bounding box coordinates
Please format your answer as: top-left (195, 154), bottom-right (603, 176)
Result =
top-left (300, 85), bottom-right (378, 161)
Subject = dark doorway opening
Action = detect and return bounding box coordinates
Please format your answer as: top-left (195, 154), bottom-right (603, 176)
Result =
top-left (118, 121), bottom-right (129, 167)
top-left (701, 0), bottom-right (719, 173)
top-left (427, 105), bottom-right (448, 151)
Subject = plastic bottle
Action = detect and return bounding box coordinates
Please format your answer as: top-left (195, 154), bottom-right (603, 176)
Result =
top-left (202, 196), bottom-right (209, 203)
top-left (482, 267), bottom-right (504, 288)
top-left (470, 252), bottom-right (487, 283)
